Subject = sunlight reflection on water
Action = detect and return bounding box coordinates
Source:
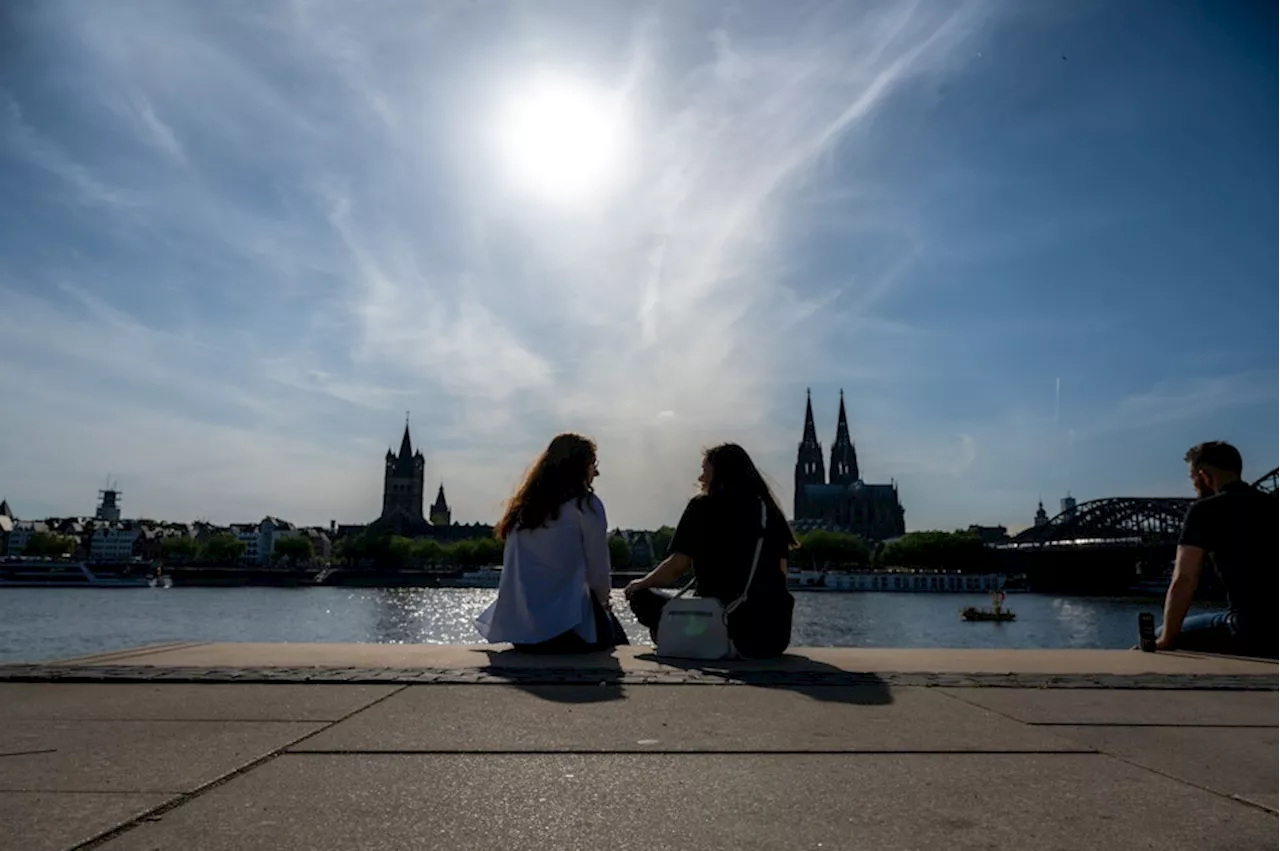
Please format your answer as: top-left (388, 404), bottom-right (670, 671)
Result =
top-left (0, 587), bottom-right (1224, 663)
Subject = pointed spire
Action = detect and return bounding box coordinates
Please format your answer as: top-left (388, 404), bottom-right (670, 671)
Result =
top-left (432, 483), bottom-right (448, 511)
top-left (829, 388), bottom-right (860, 485)
top-left (398, 417), bottom-right (413, 460)
top-left (802, 387), bottom-right (818, 445)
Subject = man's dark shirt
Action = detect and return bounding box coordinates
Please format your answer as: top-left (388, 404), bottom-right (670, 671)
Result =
top-left (669, 492), bottom-right (795, 657)
top-left (1178, 481), bottom-right (1278, 655)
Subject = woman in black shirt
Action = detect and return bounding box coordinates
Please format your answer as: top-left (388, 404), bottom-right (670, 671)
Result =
top-left (624, 443), bottom-right (797, 658)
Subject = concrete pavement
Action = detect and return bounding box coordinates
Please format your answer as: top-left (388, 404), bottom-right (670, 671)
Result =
top-left (0, 645), bottom-right (1274, 850)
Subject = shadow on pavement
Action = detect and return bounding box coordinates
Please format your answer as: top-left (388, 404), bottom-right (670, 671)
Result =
top-left (480, 648), bottom-right (627, 704)
top-left (633, 652), bottom-right (894, 705)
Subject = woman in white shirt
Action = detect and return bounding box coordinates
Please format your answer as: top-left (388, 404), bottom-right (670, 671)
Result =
top-left (475, 433), bottom-right (624, 653)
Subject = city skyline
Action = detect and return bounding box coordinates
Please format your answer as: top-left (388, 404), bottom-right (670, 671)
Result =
top-left (1, 1), bottom-right (1275, 532)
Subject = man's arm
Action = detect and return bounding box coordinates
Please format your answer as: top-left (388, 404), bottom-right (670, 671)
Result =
top-left (1155, 544), bottom-right (1206, 651)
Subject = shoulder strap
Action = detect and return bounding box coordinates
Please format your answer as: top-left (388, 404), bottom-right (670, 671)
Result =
top-left (724, 499), bottom-right (767, 616)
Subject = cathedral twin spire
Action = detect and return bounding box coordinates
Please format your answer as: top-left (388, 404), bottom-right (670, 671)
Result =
top-left (830, 390), bottom-right (860, 485)
top-left (796, 389), bottom-right (860, 487)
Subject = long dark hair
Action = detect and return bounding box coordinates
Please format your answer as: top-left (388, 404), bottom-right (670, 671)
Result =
top-left (703, 443), bottom-right (797, 547)
top-left (496, 433), bottom-right (597, 541)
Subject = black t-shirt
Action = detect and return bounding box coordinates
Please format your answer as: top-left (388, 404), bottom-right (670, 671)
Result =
top-left (1178, 481), bottom-right (1278, 647)
top-left (669, 492), bottom-right (793, 603)
top-left (669, 492), bottom-right (795, 657)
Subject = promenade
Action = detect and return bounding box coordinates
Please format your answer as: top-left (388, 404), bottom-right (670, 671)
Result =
top-left (1, 644), bottom-right (1275, 851)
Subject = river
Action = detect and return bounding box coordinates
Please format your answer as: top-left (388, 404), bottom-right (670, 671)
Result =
top-left (0, 587), bottom-right (1209, 664)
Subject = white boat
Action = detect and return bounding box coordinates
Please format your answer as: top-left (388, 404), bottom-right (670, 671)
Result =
top-left (0, 561), bottom-right (159, 588)
top-left (448, 567), bottom-right (502, 588)
top-left (787, 569), bottom-right (1007, 593)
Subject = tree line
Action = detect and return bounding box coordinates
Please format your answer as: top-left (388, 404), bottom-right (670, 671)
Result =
top-left (333, 533), bottom-right (502, 569)
top-left (791, 529), bottom-right (990, 571)
top-left (14, 527), bottom-right (992, 572)
top-left (609, 528), bottom-right (990, 572)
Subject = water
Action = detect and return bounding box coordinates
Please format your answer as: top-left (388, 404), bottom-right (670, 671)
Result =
top-left (0, 587), bottom-right (1212, 664)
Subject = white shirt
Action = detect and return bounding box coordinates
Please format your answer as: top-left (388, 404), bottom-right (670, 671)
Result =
top-left (475, 494), bottom-right (612, 645)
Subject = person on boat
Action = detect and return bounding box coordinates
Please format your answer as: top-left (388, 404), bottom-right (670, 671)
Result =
top-left (624, 443), bottom-right (797, 659)
top-left (1155, 441), bottom-right (1277, 659)
top-left (475, 433), bottom-right (625, 654)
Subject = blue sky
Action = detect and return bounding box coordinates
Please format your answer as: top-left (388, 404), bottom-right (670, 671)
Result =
top-left (0, 0), bottom-right (1275, 532)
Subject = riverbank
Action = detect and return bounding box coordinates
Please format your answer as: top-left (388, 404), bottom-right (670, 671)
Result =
top-left (1, 644), bottom-right (1274, 851)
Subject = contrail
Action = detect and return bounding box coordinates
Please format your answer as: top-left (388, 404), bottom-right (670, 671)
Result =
top-left (1054, 377), bottom-right (1060, 426)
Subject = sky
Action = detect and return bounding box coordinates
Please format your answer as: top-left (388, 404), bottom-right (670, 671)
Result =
top-left (0, 0), bottom-right (1275, 533)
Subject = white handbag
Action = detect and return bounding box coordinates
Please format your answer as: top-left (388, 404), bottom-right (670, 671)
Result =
top-left (656, 499), bottom-right (767, 660)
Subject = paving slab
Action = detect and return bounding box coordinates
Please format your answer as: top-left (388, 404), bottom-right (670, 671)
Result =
top-left (0, 721), bottom-right (323, 792)
top-left (1235, 793), bottom-right (1279, 814)
top-left (940, 687), bottom-right (1279, 726)
top-left (0, 791), bottom-right (174, 851)
top-left (95, 753), bottom-right (1277, 851)
top-left (292, 684), bottom-right (1085, 753)
top-left (56, 644), bottom-right (1279, 676)
top-left (0, 683), bottom-right (399, 721)
top-left (1049, 725), bottom-right (1278, 806)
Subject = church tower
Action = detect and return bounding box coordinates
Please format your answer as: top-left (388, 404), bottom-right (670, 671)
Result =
top-left (429, 483), bottom-right (451, 527)
top-left (794, 389), bottom-right (826, 519)
top-left (828, 389), bottom-right (860, 486)
top-left (381, 419), bottom-right (426, 526)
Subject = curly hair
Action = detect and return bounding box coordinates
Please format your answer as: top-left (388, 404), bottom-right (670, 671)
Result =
top-left (496, 433), bottom-right (598, 540)
top-left (1184, 441), bottom-right (1243, 475)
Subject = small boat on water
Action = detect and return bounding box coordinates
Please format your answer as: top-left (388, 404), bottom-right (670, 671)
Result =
top-left (961, 590), bottom-right (1015, 622)
top-left (961, 606), bottom-right (1017, 622)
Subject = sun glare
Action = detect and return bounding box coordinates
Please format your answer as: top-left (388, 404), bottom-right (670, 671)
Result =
top-left (493, 71), bottom-right (630, 205)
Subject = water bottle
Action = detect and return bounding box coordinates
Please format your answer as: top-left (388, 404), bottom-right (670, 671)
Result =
top-left (1138, 612), bottom-right (1156, 653)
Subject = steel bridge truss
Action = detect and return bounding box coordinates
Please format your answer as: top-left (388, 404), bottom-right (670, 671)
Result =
top-left (1008, 496), bottom-right (1195, 548)
top-left (1009, 468), bottom-right (1277, 549)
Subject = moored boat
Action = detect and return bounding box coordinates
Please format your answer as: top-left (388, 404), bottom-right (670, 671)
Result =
top-left (0, 559), bottom-right (160, 588)
top-left (446, 566), bottom-right (502, 588)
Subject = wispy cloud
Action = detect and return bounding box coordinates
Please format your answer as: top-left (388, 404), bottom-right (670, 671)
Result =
top-left (1, 91), bottom-right (137, 209)
top-left (1080, 371), bottom-right (1278, 439)
top-left (0, 1), bottom-right (991, 527)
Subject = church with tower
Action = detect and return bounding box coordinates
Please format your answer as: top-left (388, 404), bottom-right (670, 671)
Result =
top-left (367, 419), bottom-right (469, 538)
top-left (792, 389), bottom-right (906, 542)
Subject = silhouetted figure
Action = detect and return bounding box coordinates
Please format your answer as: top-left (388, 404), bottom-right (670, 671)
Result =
top-left (1156, 441), bottom-right (1277, 658)
top-left (476, 433), bottom-right (624, 654)
top-left (625, 443), bottom-right (797, 659)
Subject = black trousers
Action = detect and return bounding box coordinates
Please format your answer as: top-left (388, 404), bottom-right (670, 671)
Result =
top-left (513, 594), bottom-right (629, 655)
top-left (627, 588), bottom-right (671, 641)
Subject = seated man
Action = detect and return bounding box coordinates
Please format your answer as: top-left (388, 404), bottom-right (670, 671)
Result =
top-left (1156, 441), bottom-right (1277, 659)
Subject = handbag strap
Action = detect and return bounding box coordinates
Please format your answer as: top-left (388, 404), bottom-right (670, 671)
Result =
top-left (725, 499), bottom-right (768, 616)
top-left (669, 498), bottom-right (769, 606)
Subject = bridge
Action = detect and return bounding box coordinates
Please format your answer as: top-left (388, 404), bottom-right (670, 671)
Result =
top-left (1005, 496), bottom-right (1194, 549)
top-left (996, 471), bottom-right (1277, 593)
top-left (1253, 467), bottom-right (1278, 495)
top-left (1006, 467), bottom-right (1278, 551)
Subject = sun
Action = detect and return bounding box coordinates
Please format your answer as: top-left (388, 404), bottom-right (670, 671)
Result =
top-left (493, 71), bottom-right (630, 205)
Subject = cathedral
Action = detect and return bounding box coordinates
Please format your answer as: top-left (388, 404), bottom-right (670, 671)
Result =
top-left (793, 389), bottom-right (906, 542)
top-left (370, 420), bottom-right (453, 537)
